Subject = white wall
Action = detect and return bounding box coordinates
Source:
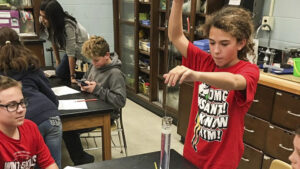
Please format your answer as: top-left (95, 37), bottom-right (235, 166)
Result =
top-left (44, 0), bottom-right (114, 66)
top-left (259, 0), bottom-right (300, 50)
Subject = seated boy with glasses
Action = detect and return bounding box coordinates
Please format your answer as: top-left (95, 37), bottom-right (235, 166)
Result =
top-left (0, 75), bottom-right (58, 169)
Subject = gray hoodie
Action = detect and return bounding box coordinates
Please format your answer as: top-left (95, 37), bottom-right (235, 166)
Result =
top-left (83, 53), bottom-right (126, 109)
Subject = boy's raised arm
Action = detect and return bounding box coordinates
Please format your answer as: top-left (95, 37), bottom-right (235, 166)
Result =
top-left (168, 0), bottom-right (189, 58)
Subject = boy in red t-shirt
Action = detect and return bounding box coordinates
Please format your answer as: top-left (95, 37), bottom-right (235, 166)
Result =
top-left (0, 75), bottom-right (58, 169)
top-left (164, 1), bottom-right (259, 169)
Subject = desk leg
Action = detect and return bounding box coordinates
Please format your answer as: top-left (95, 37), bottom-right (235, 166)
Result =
top-left (102, 113), bottom-right (112, 160)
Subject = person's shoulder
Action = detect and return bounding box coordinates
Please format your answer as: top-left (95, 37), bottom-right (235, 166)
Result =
top-left (237, 60), bottom-right (259, 70)
top-left (237, 61), bottom-right (260, 80)
top-left (21, 119), bottom-right (38, 130)
top-left (110, 67), bottom-right (123, 75)
top-left (64, 18), bottom-right (77, 27)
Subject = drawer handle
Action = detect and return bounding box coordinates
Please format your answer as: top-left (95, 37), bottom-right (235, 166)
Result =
top-left (279, 144), bottom-right (293, 152)
top-left (287, 110), bottom-right (300, 117)
top-left (253, 99), bottom-right (259, 103)
top-left (244, 126), bottom-right (255, 133)
top-left (276, 92), bottom-right (282, 96)
top-left (241, 157), bottom-right (250, 162)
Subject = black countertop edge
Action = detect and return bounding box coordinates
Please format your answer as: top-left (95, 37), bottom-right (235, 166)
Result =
top-left (22, 38), bottom-right (46, 44)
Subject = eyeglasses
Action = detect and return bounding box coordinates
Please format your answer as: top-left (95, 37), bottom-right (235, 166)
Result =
top-left (0, 99), bottom-right (28, 112)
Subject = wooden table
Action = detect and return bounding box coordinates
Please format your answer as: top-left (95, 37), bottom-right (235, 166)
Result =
top-left (76, 149), bottom-right (197, 169)
top-left (49, 78), bottom-right (114, 160)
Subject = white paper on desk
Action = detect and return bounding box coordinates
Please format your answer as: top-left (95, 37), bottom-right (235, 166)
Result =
top-left (58, 99), bottom-right (88, 110)
top-left (64, 166), bottom-right (82, 169)
top-left (52, 86), bottom-right (80, 96)
top-left (44, 70), bottom-right (56, 77)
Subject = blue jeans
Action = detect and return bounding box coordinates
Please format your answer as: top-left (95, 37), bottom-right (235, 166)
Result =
top-left (55, 54), bottom-right (84, 80)
top-left (38, 116), bottom-right (62, 169)
top-left (56, 54), bottom-right (70, 79)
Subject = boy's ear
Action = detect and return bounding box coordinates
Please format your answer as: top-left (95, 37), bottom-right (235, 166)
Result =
top-left (105, 52), bottom-right (111, 58)
top-left (238, 39), bottom-right (247, 51)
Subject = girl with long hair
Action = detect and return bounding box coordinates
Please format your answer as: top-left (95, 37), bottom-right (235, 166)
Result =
top-left (40, 0), bottom-right (89, 83)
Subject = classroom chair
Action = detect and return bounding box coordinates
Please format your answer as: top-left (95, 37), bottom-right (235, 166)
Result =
top-left (269, 159), bottom-right (292, 169)
top-left (80, 109), bottom-right (128, 156)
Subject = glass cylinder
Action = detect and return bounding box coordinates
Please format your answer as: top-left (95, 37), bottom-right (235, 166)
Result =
top-left (160, 116), bottom-right (173, 169)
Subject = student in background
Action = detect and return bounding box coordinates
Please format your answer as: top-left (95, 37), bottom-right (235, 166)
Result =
top-left (164, 1), bottom-right (259, 168)
top-left (0, 27), bottom-right (62, 168)
top-left (40, 0), bottom-right (89, 83)
top-left (289, 127), bottom-right (300, 169)
top-left (80, 36), bottom-right (126, 110)
top-left (0, 75), bottom-right (59, 169)
top-left (63, 36), bottom-right (126, 165)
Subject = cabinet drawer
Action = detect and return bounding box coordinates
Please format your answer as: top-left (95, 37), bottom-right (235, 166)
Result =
top-left (244, 114), bottom-right (269, 150)
top-left (264, 125), bottom-right (294, 163)
top-left (261, 155), bottom-right (274, 169)
top-left (271, 91), bottom-right (300, 130)
top-left (238, 144), bottom-right (263, 169)
top-left (248, 85), bottom-right (275, 121)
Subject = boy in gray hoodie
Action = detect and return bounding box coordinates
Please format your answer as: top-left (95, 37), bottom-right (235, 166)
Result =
top-left (79, 36), bottom-right (126, 110)
top-left (63, 36), bottom-right (126, 165)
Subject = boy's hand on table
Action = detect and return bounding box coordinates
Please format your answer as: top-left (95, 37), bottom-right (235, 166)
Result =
top-left (80, 81), bottom-right (96, 93)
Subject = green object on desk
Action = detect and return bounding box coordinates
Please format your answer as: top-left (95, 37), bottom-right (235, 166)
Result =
top-left (293, 58), bottom-right (300, 77)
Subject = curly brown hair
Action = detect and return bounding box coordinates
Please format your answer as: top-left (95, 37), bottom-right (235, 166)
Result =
top-left (0, 27), bottom-right (40, 74)
top-left (81, 36), bottom-right (110, 59)
top-left (200, 6), bottom-right (255, 61)
top-left (0, 75), bottom-right (21, 92)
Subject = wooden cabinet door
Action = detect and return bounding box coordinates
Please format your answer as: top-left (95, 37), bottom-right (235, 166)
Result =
top-left (238, 144), bottom-right (263, 169)
top-left (177, 82), bottom-right (193, 138)
top-left (271, 90), bottom-right (300, 130)
top-left (261, 155), bottom-right (274, 169)
top-left (244, 114), bottom-right (269, 150)
top-left (25, 43), bottom-right (45, 67)
top-left (248, 85), bottom-right (275, 121)
top-left (264, 125), bottom-right (294, 163)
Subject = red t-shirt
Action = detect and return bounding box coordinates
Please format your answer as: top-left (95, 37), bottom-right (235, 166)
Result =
top-left (0, 119), bottom-right (55, 169)
top-left (182, 42), bottom-right (259, 169)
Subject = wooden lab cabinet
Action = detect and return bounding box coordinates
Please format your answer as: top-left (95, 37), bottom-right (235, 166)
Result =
top-left (247, 85), bottom-right (275, 121)
top-left (244, 114), bottom-right (269, 150)
top-left (239, 76), bottom-right (300, 169)
top-left (272, 91), bottom-right (300, 130)
top-left (238, 144), bottom-right (263, 169)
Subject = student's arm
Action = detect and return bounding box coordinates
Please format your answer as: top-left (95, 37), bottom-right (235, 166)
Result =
top-left (94, 71), bottom-right (126, 108)
top-left (168, 0), bottom-right (189, 58)
top-left (52, 43), bottom-right (60, 66)
top-left (81, 70), bottom-right (126, 109)
top-left (164, 65), bottom-right (247, 90)
top-left (68, 56), bottom-right (77, 83)
top-left (44, 163), bottom-right (59, 169)
top-left (65, 23), bottom-right (78, 83)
